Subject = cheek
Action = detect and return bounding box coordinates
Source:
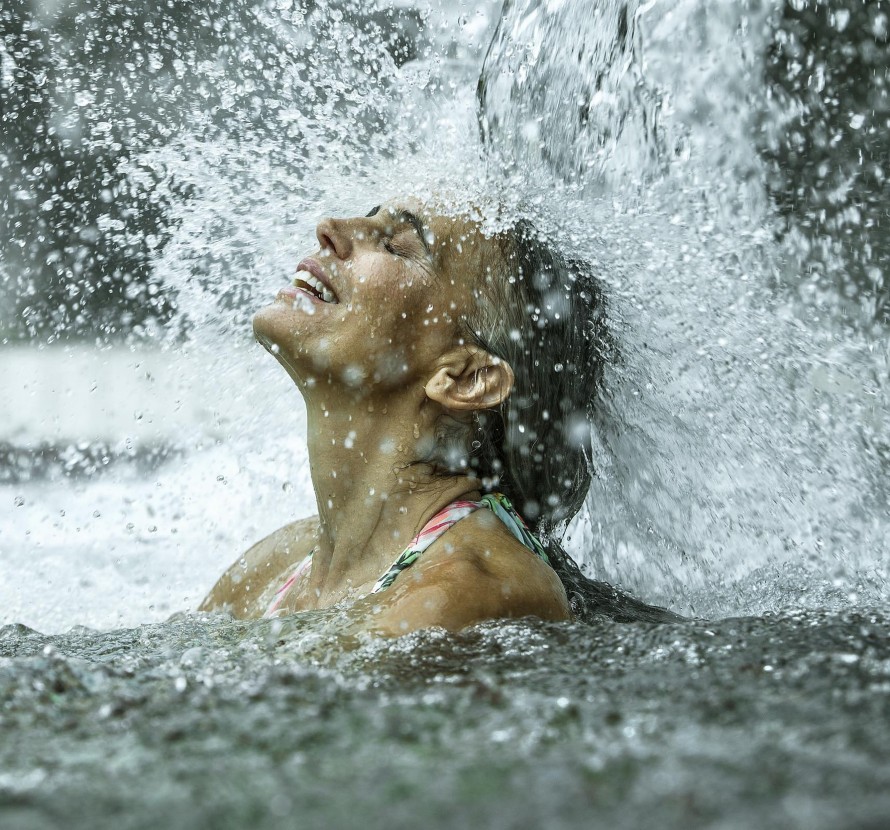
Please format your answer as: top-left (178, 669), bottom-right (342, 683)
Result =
top-left (326, 333), bottom-right (415, 390)
top-left (336, 310), bottom-right (453, 390)
top-left (366, 347), bottom-right (413, 386)
top-left (352, 275), bottom-right (454, 341)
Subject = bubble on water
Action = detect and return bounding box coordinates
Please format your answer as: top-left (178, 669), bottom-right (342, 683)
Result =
top-left (832, 9), bottom-right (851, 31)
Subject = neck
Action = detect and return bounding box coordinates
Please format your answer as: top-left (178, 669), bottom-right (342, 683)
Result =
top-left (298, 380), bottom-right (478, 605)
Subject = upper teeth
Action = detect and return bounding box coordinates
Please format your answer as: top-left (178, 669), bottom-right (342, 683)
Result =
top-left (294, 270), bottom-right (336, 303)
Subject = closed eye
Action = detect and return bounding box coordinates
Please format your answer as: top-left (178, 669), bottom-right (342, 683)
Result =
top-left (382, 235), bottom-right (413, 257)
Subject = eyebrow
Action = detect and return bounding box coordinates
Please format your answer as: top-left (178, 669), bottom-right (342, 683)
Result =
top-left (366, 205), bottom-right (431, 255)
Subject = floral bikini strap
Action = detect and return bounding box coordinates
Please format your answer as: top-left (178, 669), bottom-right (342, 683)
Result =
top-left (478, 493), bottom-right (549, 563)
top-left (370, 492), bottom-right (549, 594)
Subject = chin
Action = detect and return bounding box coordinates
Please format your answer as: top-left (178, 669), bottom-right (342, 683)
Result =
top-left (252, 298), bottom-right (304, 349)
top-left (251, 302), bottom-right (298, 365)
top-left (252, 301), bottom-right (280, 342)
top-left (252, 302), bottom-right (334, 384)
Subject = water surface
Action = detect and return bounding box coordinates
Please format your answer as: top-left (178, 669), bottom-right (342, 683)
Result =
top-left (2, 610), bottom-right (889, 829)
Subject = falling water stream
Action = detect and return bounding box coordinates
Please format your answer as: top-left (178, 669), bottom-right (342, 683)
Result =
top-left (1, 1), bottom-right (889, 827)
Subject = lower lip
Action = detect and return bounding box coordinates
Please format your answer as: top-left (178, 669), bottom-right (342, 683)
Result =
top-left (276, 285), bottom-right (322, 304)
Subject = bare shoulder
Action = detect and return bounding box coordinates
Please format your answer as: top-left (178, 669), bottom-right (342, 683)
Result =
top-left (198, 516), bottom-right (317, 618)
top-left (354, 508), bottom-right (570, 637)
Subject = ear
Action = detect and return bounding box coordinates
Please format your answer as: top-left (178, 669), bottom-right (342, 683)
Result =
top-left (425, 346), bottom-right (514, 411)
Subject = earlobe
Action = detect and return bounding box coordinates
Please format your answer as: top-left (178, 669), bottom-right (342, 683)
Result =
top-left (425, 348), bottom-right (514, 411)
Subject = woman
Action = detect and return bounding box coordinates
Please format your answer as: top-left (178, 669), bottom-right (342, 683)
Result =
top-left (200, 198), bottom-right (679, 634)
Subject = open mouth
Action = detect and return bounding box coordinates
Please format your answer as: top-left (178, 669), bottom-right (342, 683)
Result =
top-left (293, 270), bottom-right (337, 303)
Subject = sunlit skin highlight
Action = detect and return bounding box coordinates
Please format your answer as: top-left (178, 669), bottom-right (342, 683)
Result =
top-left (200, 198), bottom-right (570, 634)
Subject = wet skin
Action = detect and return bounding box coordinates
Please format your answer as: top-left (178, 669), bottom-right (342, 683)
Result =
top-left (200, 200), bottom-right (570, 635)
top-left (251, 198), bottom-right (485, 391)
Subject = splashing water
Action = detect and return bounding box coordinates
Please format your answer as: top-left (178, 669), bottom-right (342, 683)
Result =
top-left (1, 0), bottom-right (888, 630)
top-left (151, 0), bottom-right (889, 623)
top-left (477, 0), bottom-right (889, 616)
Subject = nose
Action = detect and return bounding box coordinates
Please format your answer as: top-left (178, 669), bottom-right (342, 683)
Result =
top-left (315, 217), bottom-right (353, 260)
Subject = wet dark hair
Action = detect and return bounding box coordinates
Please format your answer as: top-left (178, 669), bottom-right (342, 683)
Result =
top-left (466, 220), bottom-right (682, 625)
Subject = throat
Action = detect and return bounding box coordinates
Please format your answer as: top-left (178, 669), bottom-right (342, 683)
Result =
top-left (295, 382), bottom-right (479, 605)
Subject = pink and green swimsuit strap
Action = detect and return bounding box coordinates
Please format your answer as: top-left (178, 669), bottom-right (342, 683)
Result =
top-left (264, 492), bottom-right (548, 617)
top-left (372, 492), bottom-right (548, 592)
top-left (265, 553), bottom-right (313, 617)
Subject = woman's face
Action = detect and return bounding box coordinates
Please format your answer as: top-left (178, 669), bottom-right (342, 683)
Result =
top-left (253, 199), bottom-right (498, 392)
